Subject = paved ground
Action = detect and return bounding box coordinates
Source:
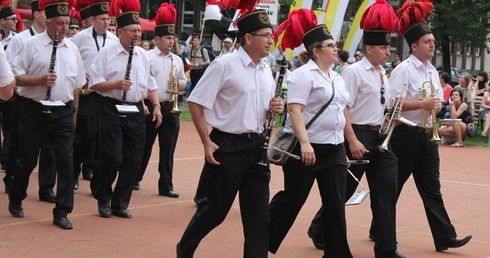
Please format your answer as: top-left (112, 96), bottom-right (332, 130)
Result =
top-left (0, 120), bottom-right (489, 257)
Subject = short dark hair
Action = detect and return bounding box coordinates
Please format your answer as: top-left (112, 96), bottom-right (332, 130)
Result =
top-left (440, 72), bottom-right (450, 84)
top-left (450, 88), bottom-right (464, 99)
top-left (338, 50), bottom-right (349, 62)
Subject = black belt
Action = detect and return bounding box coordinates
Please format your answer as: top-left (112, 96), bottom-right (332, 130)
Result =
top-left (102, 96), bottom-right (140, 106)
top-left (212, 128), bottom-right (261, 139)
top-left (352, 124), bottom-right (381, 132)
top-left (399, 124), bottom-right (432, 134)
top-left (160, 101), bottom-right (174, 105)
top-left (413, 126), bottom-right (432, 134)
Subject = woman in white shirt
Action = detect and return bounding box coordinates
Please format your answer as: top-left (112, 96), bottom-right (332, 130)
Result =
top-left (268, 9), bottom-right (352, 258)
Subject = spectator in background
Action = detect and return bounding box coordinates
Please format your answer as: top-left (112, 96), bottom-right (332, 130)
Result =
top-left (454, 72), bottom-right (476, 116)
top-left (438, 89), bottom-right (472, 147)
top-left (354, 51), bottom-right (363, 62)
top-left (264, 52), bottom-right (276, 76)
top-left (218, 37), bottom-right (234, 56)
top-left (334, 49), bottom-right (349, 75)
top-left (475, 71), bottom-right (488, 96)
top-left (436, 72), bottom-right (453, 119)
top-left (141, 40), bottom-right (150, 51)
top-left (479, 87), bottom-right (490, 142)
top-left (391, 54), bottom-right (401, 69)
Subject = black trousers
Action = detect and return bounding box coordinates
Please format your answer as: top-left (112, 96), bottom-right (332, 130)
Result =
top-left (73, 93), bottom-right (100, 181)
top-left (136, 100), bottom-right (180, 193)
top-left (389, 124), bottom-right (457, 244)
top-left (189, 69), bottom-right (205, 94)
top-left (269, 143), bottom-right (352, 258)
top-left (177, 129), bottom-right (270, 258)
top-left (8, 97), bottom-right (75, 215)
top-left (93, 97), bottom-right (145, 210)
top-left (308, 128), bottom-right (398, 255)
top-left (3, 93), bottom-right (56, 194)
top-left (0, 99), bottom-right (14, 166)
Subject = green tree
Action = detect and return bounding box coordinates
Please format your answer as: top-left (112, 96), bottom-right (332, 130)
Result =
top-left (432, 0), bottom-right (490, 73)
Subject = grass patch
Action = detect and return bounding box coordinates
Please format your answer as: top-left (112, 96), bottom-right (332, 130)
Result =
top-left (179, 110), bottom-right (192, 121)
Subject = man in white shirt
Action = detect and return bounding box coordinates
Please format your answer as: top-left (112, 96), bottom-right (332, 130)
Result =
top-left (0, 4), bottom-right (17, 49)
top-left (89, 0), bottom-right (162, 219)
top-left (135, 3), bottom-right (186, 196)
top-left (3, 0), bottom-right (57, 203)
top-left (69, 0), bottom-right (118, 192)
top-left (388, 1), bottom-right (471, 252)
top-left (177, 9), bottom-right (284, 257)
top-left (0, 46), bottom-right (14, 100)
top-left (9, 0), bottom-right (86, 230)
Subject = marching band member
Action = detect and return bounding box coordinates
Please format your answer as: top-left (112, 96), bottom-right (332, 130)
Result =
top-left (89, 0), bottom-right (162, 219)
top-left (9, 0), bottom-right (86, 229)
top-left (69, 0), bottom-right (118, 191)
top-left (267, 9), bottom-right (352, 258)
top-left (388, 0), bottom-right (471, 252)
top-left (134, 3), bottom-right (187, 196)
top-left (177, 8), bottom-right (283, 258)
top-left (307, 1), bottom-right (405, 257)
top-left (4, 0), bottom-right (57, 203)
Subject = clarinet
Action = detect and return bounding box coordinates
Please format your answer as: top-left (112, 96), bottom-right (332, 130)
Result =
top-left (122, 40), bottom-right (134, 103)
top-left (46, 31), bottom-right (58, 101)
top-left (257, 58), bottom-right (288, 166)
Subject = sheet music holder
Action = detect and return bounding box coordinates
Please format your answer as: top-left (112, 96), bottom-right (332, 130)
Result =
top-left (345, 169), bottom-right (370, 206)
top-left (116, 104), bottom-right (139, 113)
top-left (40, 100), bottom-right (66, 107)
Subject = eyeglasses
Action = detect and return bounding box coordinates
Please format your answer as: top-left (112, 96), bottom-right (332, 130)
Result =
top-left (4, 18), bottom-right (17, 22)
top-left (250, 33), bottom-right (274, 40)
top-left (380, 87), bottom-right (386, 105)
top-left (320, 43), bottom-right (337, 49)
top-left (120, 28), bottom-right (142, 34)
top-left (69, 26), bottom-right (79, 30)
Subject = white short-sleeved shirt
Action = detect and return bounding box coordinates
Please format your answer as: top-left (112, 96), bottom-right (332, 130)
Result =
top-left (0, 46), bottom-right (13, 88)
top-left (1, 31), bottom-right (16, 49)
top-left (343, 57), bottom-right (391, 126)
top-left (187, 47), bottom-right (275, 134)
top-left (147, 48), bottom-right (187, 102)
top-left (89, 42), bottom-right (158, 103)
top-left (6, 27), bottom-right (40, 65)
top-left (284, 59), bottom-right (350, 144)
top-left (11, 32), bottom-right (86, 103)
top-left (69, 26), bottom-right (118, 72)
top-left (388, 54), bottom-right (443, 127)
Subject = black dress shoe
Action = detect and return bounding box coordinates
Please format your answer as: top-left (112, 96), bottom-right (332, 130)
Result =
top-left (39, 191), bottom-right (56, 203)
top-left (5, 185), bottom-right (9, 193)
top-left (74, 179), bottom-right (79, 190)
top-left (53, 216), bottom-right (73, 230)
top-left (9, 202), bottom-right (24, 218)
top-left (436, 235), bottom-right (472, 252)
top-left (307, 228), bottom-right (324, 250)
top-left (111, 208), bottom-right (132, 218)
top-left (97, 200), bottom-right (111, 218)
top-left (159, 190), bottom-right (180, 198)
top-left (82, 170), bottom-right (93, 181)
top-left (133, 182), bottom-right (140, 190)
top-left (369, 233), bottom-right (376, 241)
top-left (375, 250), bottom-right (406, 258)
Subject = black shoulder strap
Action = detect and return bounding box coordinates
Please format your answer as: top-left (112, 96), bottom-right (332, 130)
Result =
top-left (305, 81), bottom-right (335, 129)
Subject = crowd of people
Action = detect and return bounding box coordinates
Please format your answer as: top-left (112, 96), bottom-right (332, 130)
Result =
top-left (0, 0), bottom-right (480, 257)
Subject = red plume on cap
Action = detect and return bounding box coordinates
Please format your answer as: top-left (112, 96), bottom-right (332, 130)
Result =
top-left (152, 2), bottom-right (176, 25)
top-left (0, 0), bottom-right (12, 8)
top-left (69, 6), bottom-right (80, 20)
top-left (75, 0), bottom-right (90, 11)
top-left (360, 0), bottom-right (399, 32)
top-left (39, 0), bottom-right (75, 11)
top-left (14, 9), bottom-right (23, 31)
top-left (396, 0), bottom-right (434, 35)
top-left (109, 0), bottom-right (140, 17)
top-left (219, 0), bottom-right (260, 17)
top-left (273, 8), bottom-right (317, 51)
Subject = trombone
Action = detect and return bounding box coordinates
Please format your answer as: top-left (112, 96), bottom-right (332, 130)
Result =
top-left (421, 72), bottom-right (441, 141)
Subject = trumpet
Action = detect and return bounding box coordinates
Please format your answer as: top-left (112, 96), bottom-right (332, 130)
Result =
top-left (378, 90), bottom-right (406, 152)
top-left (165, 57), bottom-right (182, 114)
top-left (421, 73), bottom-right (441, 141)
